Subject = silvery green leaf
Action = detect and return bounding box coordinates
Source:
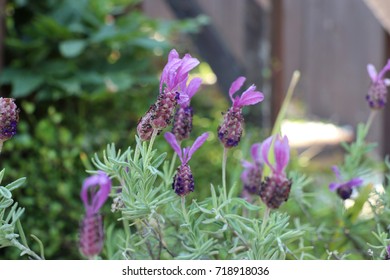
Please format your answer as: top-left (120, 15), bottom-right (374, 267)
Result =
top-left (0, 198), bottom-right (14, 209)
top-left (5, 178), bottom-right (26, 192)
top-left (0, 186), bottom-right (12, 199)
top-left (151, 153), bottom-right (167, 169)
top-left (230, 198), bottom-right (260, 211)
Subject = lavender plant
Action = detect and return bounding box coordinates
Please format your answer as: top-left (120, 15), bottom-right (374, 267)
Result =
top-left (1, 49), bottom-right (390, 260)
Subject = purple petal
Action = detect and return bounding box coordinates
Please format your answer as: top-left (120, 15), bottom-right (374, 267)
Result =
top-left (329, 182), bottom-right (341, 192)
top-left (164, 132), bottom-right (183, 162)
top-left (236, 85), bottom-right (264, 107)
top-left (168, 49), bottom-right (179, 62)
top-left (250, 143), bottom-right (262, 163)
top-left (331, 166), bottom-right (342, 181)
top-left (160, 58), bottom-right (181, 92)
top-left (274, 135), bottom-right (290, 174)
top-left (367, 64), bottom-right (377, 82)
top-left (81, 171), bottom-right (111, 215)
top-left (344, 177), bottom-right (364, 189)
top-left (174, 55), bottom-right (200, 86)
top-left (241, 159), bottom-right (254, 169)
top-left (377, 59), bottom-right (390, 81)
top-left (241, 169), bottom-right (249, 183)
top-left (229, 76), bottom-right (246, 102)
top-left (384, 79), bottom-right (390, 86)
top-left (186, 132), bottom-right (209, 163)
top-left (186, 77), bottom-right (202, 100)
top-left (261, 135), bottom-right (275, 172)
top-left (177, 91), bottom-right (190, 105)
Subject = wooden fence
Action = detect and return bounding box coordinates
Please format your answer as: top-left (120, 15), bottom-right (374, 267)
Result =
top-left (143, 0), bottom-right (390, 156)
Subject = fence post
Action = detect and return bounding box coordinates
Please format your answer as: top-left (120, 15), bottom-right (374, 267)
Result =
top-left (384, 33), bottom-right (390, 159)
top-left (0, 0), bottom-right (6, 79)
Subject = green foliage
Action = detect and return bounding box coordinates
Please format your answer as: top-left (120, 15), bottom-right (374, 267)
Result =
top-left (0, 169), bottom-right (44, 259)
top-left (88, 138), bottom-right (308, 260)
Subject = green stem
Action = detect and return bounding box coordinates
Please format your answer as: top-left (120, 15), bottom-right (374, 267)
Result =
top-left (123, 219), bottom-right (131, 249)
top-left (9, 238), bottom-right (42, 260)
top-left (261, 207), bottom-right (271, 233)
top-left (0, 141), bottom-right (3, 155)
top-left (144, 129), bottom-right (158, 168)
top-left (271, 71), bottom-right (301, 136)
top-left (222, 147), bottom-right (228, 201)
top-left (181, 196), bottom-right (198, 248)
top-left (168, 153), bottom-right (178, 179)
top-left (365, 110), bottom-right (377, 135)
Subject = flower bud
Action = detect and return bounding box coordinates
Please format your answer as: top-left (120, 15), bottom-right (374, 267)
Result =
top-left (217, 106), bottom-right (244, 148)
top-left (0, 98), bottom-right (19, 142)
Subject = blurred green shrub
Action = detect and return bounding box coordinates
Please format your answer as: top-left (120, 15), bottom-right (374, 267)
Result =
top-left (0, 0), bottom-right (208, 259)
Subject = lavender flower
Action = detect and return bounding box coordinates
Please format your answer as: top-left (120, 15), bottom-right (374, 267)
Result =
top-left (259, 135), bottom-right (292, 209)
top-left (329, 166), bottom-right (363, 200)
top-left (218, 76), bottom-right (264, 148)
top-left (241, 143), bottom-right (263, 196)
top-left (366, 59), bottom-right (390, 109)
top-left (385, 245), bottom-right (390, 260)
top-left (172, 77), bottom-right (202, 141)
top-left (0, 97), bottom-right (19, 142)
top-left (164, 132), bottom-right (209, 196)
top-left (137, 49), bottom-right (199, 141)
top-left (79, 171), bottom-right (111, 258)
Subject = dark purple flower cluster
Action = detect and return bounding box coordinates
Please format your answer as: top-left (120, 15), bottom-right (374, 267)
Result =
top-left (0, 97), bottom-right (19, 142)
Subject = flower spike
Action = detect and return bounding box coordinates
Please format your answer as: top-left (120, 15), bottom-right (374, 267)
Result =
top-left (259, 134), bottom-right (292, 209)
top-left (218, 76), bottom-right (264, 148)
top-left (165, 132), bottom-right (209, 196)
top-left (241, 143), bottom-right (263, 197)
top-left (366, 59), bottom-right (390, 110)
top-left (79, 171), bottom-right (112, 258)
top-left (0, 97), bottom-right (19, 144)
top-left (137, 49), bottom-right (200, 141)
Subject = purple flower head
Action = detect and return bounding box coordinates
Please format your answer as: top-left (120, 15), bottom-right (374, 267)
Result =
top-left (366, 59), bottom-right (390, 110)
top-left (329, 166), bottom-right (363, 200)
top-left (229, 76), bottom-right (264, 108)
top-left (0, 97), bottom-right (19, 142)
top-left (164, 132), bottom-right (209, 196)
top-left (259, 135), bottom-right (292, 209)
top-left (79, 171), bottom-right (111, 258)
top-left (241, 143), bottom-right (263, 195)
top-left (261, 134), bottom-right (290, 178)
top-left (137, 50), bottom-right (200, 141)
top-left (218, 77), bottom-right (264, 148)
